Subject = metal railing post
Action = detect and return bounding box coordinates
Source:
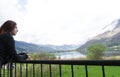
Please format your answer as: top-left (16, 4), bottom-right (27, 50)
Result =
top-left (9, 62), bottom-right (13, 77)
top-left (85, 65), bottom-right (88, 77)
top-left (71, 64), bottom-right (74, 77)
top-left (102, 65), bottom-right (105, 77)
top-left (0, 67), bottom-right (1, 77)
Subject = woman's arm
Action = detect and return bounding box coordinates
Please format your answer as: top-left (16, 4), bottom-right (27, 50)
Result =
top-left (3, 33), bottom-right (28, 61)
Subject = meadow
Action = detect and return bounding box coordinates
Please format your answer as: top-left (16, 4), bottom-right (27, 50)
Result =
top-left (2, 64), bottom-right (119, 77)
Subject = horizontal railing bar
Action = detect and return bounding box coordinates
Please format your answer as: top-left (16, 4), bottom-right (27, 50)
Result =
top-left (11, 60), bottom-right (120, 66)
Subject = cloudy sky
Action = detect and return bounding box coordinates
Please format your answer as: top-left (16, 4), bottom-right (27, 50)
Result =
top-left (0, 0), bottom-right (120, 45)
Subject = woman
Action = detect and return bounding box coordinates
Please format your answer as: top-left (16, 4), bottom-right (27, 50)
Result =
top-left (0, 20), bottom-right (28, 68)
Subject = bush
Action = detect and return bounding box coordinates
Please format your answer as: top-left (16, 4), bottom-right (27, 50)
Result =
top-left (87, 44), bottom-right (107, 60)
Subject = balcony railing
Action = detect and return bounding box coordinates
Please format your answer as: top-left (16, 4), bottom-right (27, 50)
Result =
top-left (0, 60), bottom-right (120, 77)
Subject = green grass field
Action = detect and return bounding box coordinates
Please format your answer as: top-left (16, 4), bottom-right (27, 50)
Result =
top-left (59, 65), bottom-right (120, 77)
top-left (2, 64), bottom-right (120, 77)
top-left (25, 64), bottom-right (120, 77)
top-left (49, 65), bottom-right (120, 77)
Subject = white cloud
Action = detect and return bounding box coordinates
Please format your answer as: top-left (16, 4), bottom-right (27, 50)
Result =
top-left (1, 0), bottom-right (120, 45)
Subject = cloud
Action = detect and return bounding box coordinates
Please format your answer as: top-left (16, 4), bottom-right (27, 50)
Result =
top-left (0, 0), bottom-right (21, 20)
top-left (1, 0), bottom-right (120, 45)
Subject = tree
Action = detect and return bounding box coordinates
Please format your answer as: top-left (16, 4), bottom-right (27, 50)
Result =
top-left (87, 43), bottom-right (107, 60)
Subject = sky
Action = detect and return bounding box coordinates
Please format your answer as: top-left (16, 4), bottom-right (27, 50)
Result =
top-left (0, 0), bottom-right (120, 45)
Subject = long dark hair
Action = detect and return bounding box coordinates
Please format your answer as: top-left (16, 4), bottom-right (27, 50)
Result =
top-left (0, 20), bottom-right (17, 34)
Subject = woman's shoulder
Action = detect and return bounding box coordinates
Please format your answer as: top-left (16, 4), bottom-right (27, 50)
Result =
top-left (0, 32), bottom-right (11, 36)
top-left (0, 32), bottom-right (12, 39)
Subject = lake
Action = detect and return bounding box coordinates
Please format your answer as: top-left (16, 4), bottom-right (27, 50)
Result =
top-left (54, 51), bottom-right (86, 59)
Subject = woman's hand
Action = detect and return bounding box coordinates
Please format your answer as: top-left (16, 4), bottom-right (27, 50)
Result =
top-left (18, 52), bottom-right (28, 55)
top-left (18, 52), bottom-right (28, 59)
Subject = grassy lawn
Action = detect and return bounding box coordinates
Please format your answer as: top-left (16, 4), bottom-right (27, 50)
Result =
top-left (2, 64), bottom-right (120, 77)
top-left (54, 65), bottom-right (120, 77)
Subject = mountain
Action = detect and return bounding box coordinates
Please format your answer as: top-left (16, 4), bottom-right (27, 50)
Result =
top-left (15, 41), bottom-right (79, 53)
top-left (15, 41), bottom-right (56, 52)
top-left (45, 44), bottom-right (80, 51)
top-left (76, 19), bottom-right (120, 54)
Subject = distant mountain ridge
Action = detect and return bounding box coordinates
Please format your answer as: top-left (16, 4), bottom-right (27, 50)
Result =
top-left (15, 41), bottom-right (55, 52)
top-left (77, 19), bottom-right (120, 54)
top-left (15, 41), bottom-right (79, 52)
top-left (45, 44), bottom-right (80, 51)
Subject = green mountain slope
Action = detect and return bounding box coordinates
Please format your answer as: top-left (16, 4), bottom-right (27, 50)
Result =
top-left (76, 19), bottom-right (120, 55)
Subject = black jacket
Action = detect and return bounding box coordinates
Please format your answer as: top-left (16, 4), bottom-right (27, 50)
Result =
top-left (0, 32), bottom-right (28, 66)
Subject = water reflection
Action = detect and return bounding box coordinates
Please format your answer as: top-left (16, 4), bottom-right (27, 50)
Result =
top-left (54, 51), bottom-right (86, 59)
